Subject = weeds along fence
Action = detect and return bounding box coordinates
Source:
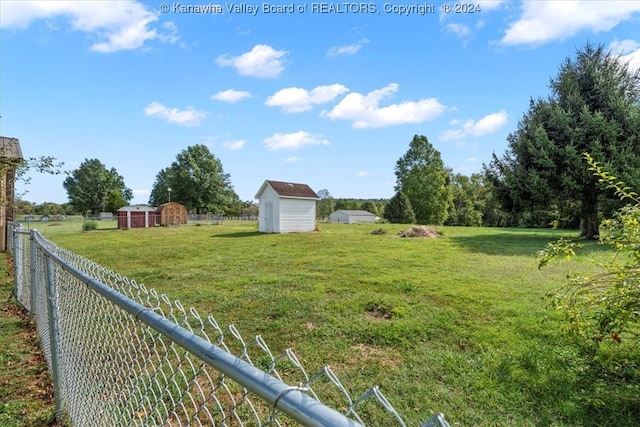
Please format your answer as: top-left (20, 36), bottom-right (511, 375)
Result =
top-left (9, 223), bottom-right (450, 427)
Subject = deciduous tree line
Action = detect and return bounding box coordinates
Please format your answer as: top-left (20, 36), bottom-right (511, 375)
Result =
top-left (384, 134), bottom-right (505, 226)
top-left (60, 145), bottom-right (242, 216)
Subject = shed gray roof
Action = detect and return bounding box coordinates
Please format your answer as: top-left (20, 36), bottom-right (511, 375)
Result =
top-left (332, 210), bottom-right (376, 216)
top-left (117, 205), bottom-right (157, 212)
top-left (0, 137), bottom-right (23, 161)
top-left (255, 180), bottom-right (320, 200)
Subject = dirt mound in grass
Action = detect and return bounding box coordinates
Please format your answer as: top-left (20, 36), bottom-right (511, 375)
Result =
top-left (397, 225), bottom-right (439, 238)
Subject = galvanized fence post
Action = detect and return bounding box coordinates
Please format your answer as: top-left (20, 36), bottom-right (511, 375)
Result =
top-left (7, 221), bottom-right (15, 253)
top-left (11, 223), bottom-right (20, 302)
top-left (44, 253), bottom-right (64, 417)
top-left (30, 229), bottom-right (38, 315)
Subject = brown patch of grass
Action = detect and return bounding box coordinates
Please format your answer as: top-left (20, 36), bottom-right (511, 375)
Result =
top-left (351, 344), bottom-right (401, 368)
top-left (365, 309), bottom-right (392, 320)
top-left (304, 322), bottom-right (315, 330)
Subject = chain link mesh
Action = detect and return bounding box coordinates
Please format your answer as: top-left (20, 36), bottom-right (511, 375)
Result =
top-left (10, 224), bottom-right (450, 427)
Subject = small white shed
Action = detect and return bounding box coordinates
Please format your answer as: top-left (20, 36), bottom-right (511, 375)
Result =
top-left (330, 210), bottom-right (377, 224)
top-left (255, 180), bottom-right (320, 233)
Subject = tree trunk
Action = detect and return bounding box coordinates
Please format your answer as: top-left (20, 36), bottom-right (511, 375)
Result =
top-left (580, 182), bottom-right (599, 239)
top-left (579, 212), bottom-right (599, 239)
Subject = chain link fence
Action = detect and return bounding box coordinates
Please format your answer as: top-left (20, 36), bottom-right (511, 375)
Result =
top-left (9, 223), bottom-right (451, 427)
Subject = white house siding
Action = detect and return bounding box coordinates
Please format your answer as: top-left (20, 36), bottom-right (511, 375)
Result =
top-left (256, 180), bottom-right (319, 233)
top-left (350, 215), bottom-right (375, 224)
top-left (279, 198), bottom-right (316, 233)
top-left (258, 186), bottom-right (280, 233)
top-left (330, 211), bottom-right (345, 223)
top-left (330, 210), bottom-right (376, 224)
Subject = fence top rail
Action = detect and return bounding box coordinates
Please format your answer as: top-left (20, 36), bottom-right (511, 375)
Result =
top-left (29, 228), bottom-right (363, 427)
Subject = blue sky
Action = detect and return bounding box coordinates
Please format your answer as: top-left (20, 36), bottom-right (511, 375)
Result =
top-left (1, 1), bottom-right (639, 205)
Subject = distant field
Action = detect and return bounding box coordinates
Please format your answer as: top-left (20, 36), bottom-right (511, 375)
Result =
top-left (33, 220), bottom-right (638, 426)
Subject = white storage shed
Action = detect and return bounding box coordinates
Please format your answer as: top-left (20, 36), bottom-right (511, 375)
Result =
top-left (330, 210), bottom-right (377, 224)
top-left (255, 180), bottom-right (320, 233)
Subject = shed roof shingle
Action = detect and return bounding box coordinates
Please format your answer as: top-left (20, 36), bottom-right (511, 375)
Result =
top-left (256, 180), bottom-right (320, 199)
top-left (0, 137), bottom-right (23, 161)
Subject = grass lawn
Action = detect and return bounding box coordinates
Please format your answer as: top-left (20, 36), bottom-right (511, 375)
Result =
top-left (0, 255), bottom-right (58, 427)
top-left (32, 220), bottom-right (639, 426)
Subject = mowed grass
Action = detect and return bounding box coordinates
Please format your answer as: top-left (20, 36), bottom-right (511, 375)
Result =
top-left (35, 221), bottom-right (638, 426)
top-left (0, 255), bottom-right (58, 427)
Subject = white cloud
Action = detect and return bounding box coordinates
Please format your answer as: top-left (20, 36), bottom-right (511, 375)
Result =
top-left (357, 171), bottom-right (370, 176)
top-left (500, 2), bottom-right (640, 46)
top-left (441, 110), bottom-right (508, 141)
top-left (440, 2), bottom-right (503, 39)
top-left (223, 140), bottom-right (246, 150)
top-left (476, 0), bottom-right (506, 12)
top-left (610, 39), bottom-right (640, 53)
top-left (263, 131), bottom-right (329, 151)
top-left (621, 50), bottom-right (640, 72)
top-left (211, 89), bottom-right (252, 103)
top-left (327, 39), bottom-right (369, 56)
top-left (324, 83), bottom-right (446, 128)
top-left (446, 23), bottom-right (471, 38)
top-left (284, 156), bottom-right (299, 163)
top-left (144, 102), bottom-right (207, 126)
top-left (216, 44), bottom-right (287, 78)
top-left (610, 39), bottom-right (640, 71)
top-left (265, 84), bottom-right (349, 113)
top-left (0, 1), bottom-right (177, 53)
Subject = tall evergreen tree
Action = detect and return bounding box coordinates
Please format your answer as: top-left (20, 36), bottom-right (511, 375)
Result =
top-left (394, 135), bottom-right (451, 225)
top-left (485, 43), bottom-right (640, 238)
top-left (384, 191), bottom-right (416, 224)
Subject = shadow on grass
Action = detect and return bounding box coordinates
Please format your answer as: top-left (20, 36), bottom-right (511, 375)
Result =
top-left (448, 228), bottom-right (613, 257)
top-left (485, 339), bottom-right (640, 426)
top-left (211, 230), bottom-right (263, 238)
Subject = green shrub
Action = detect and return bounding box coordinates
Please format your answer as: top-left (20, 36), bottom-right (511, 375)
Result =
top-left (540, 154), bottom-right (640, 347)
top-left (83, 220), bottom-right (98, 231)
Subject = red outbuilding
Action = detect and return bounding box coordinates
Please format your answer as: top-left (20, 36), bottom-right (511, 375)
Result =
top-left (117, 205), bottom-right (157, 229)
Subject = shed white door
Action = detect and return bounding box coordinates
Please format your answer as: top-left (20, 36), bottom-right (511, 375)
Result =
top-left (265, 202), bottom-right (273, 233)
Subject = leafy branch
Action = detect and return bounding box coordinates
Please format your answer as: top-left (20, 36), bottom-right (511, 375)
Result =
top-left (584, 152), bottom-right (640, 204)
top-left (539, 153), bottom-right (640, 347)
